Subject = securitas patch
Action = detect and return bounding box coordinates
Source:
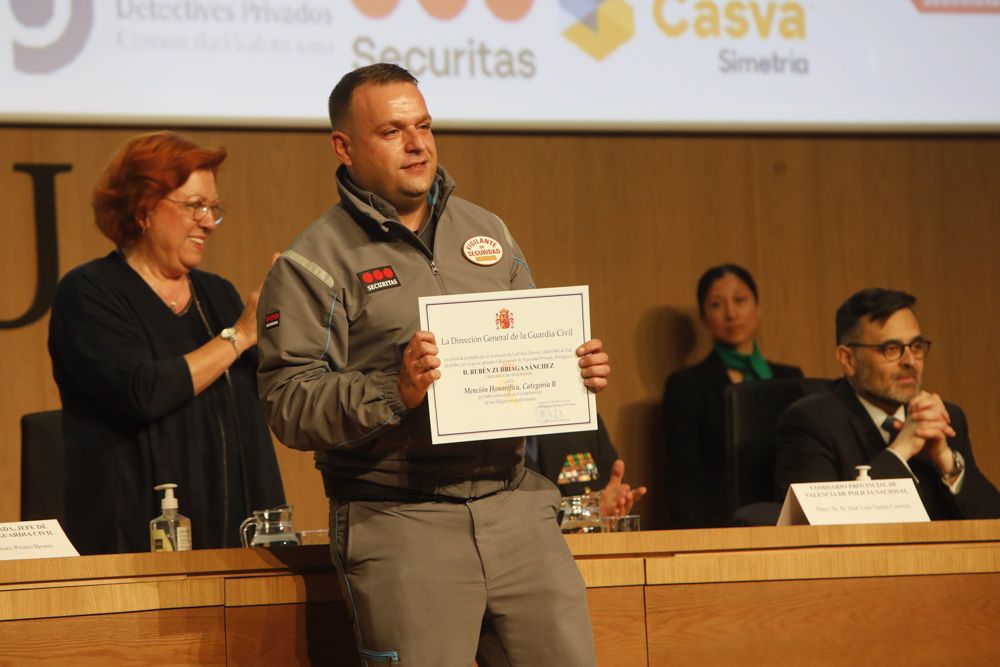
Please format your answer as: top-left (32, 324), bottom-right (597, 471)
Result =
top-left (357, 265), bottom-right (401, 294)
top-left (264, 311), bottom-right (280, 329)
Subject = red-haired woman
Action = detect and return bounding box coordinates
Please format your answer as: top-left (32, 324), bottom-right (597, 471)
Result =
top-left (49, 131), bottom-right (285, 554)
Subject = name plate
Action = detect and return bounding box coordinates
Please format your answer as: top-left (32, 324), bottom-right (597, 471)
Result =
top-left (0, 520), bottom-right (79, 560)
top-left (777, 478), bottom-right (930, 526)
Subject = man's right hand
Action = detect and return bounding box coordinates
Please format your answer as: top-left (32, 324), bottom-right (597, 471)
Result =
top-left (598, 460), bottom-right (648, 518)
top-left (398, 330), bottom-right (440, 409)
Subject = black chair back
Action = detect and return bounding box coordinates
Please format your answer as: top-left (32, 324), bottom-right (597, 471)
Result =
top-left (724, 378), bottom-right (830, 525)
top-left (20, 409), bottom-right (66, 523)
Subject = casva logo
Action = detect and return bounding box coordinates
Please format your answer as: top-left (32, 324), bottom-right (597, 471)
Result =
top-left (9, 0), bottom-right (94, 74)
top-left (352, 0), bottom-right (534, 21)
top-left (653, 0), bottom-right (806, 39)
top-left (561, 0), bottom-right (635, 61)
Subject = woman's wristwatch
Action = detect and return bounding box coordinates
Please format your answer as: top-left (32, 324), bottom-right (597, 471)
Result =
top-left (220, 327), bottom-right (240, 358)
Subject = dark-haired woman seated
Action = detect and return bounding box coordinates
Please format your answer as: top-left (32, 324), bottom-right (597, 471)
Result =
top-left (660, 264), bottom-right (802, 528)
top-left (49, 131), bottom-right (285, 554)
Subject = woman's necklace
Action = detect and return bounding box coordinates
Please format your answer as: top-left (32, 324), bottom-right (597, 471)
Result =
top-left (143, 273), bottom-right (190, 313)
top-left (126, 255), bottom-right (190, 313)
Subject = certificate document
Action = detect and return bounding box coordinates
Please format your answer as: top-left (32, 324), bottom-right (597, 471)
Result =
top-left (419, 285), bottom-right (597, 444)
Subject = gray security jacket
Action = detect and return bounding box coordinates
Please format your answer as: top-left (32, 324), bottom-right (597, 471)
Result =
top-left (258, 166), bottom-right (535, 497)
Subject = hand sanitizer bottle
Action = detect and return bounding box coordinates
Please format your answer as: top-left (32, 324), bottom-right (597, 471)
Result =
top-left (150, 483), bottom-right (192, 552)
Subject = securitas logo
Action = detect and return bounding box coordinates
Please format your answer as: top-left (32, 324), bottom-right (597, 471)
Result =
top-left (911, 0), bottom-right (1000, 12)
top-left (8, 0), bottom-right (94, 74)
top-left (357, 265), bottom-right (401, 294)
top-left (352, 1), bottom-right (533, 20)
top-left (561, 0), bottom-right (635, 61)
top-left (350, 1), bottom-right (537, 79)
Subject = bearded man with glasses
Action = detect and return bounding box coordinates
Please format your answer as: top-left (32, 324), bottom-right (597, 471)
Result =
top-left (775, 288), bottom-right (1000, 520)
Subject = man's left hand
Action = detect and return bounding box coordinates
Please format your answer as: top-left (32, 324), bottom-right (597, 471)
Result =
top-left (577, 338), bottom-right (610, 392)
top-left (907, 391), bottom-right (957, 470)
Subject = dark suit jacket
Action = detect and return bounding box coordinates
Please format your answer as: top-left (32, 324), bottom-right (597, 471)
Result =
top-left (775, 379), bottom-right (1000, 520)
top-left (661, 350), bottom-right (803, 528)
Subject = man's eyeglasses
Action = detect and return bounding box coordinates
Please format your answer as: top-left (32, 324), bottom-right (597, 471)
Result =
top-left (166, 199), bottom-right (225, 225)
top-left (844, 338), bottom-right (931, 361)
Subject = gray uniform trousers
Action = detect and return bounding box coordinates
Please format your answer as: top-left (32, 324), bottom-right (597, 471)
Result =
top-left (329, 469), bottom-right (597, 666)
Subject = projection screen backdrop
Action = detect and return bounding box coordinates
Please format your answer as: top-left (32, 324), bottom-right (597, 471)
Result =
top-left (1, 0), bottom-right (998, 131)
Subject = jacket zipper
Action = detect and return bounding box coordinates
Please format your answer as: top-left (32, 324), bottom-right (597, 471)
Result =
top-left (428, 258), bottom-right (446, 294)
top-left (395, 222), bottom-right (446, 295)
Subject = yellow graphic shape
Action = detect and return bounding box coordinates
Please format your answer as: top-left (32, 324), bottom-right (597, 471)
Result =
top-left (563, 0), bottom-right (635, 61)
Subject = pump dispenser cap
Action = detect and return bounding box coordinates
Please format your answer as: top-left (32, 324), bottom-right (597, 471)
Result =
top-left (154, 483), bottom-right (179, 510)
top-left (854, 465), bottom-right (872, 481)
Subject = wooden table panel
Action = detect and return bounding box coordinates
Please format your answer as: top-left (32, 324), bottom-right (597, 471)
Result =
top-left (0, 606), bottom-right (226, 666)
top-left (0, 577), bottom-right (223, 621)
top-left (0, 544), bottom-right (333, 586)
top-left (646, 543), bottom-right (1000, 585)
top-left (575, 557), bottom-right (645, 588)
top-left (226, 602), bottom-right (357, 667)
top-left (4, 523), bottom-right (1000, 665)
top-left (225, 574), bottom-right (342, 607)
top-left (564, 521), bottom-right (1000, 557)
top-left (587, 585), bottom-right (647, 667)
top-left (646, 573), bottom-right (1000, 667)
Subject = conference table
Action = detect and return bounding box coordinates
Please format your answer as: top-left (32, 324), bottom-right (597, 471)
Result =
top-left (2, 521), bottom-right (999, 665)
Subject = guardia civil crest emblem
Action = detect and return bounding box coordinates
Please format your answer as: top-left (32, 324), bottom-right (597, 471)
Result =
top-left (495, 308), bottom-right (514, 329)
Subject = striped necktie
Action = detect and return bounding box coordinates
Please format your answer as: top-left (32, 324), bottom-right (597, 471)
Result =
top-left (882, 416), bottom-right (899, 444)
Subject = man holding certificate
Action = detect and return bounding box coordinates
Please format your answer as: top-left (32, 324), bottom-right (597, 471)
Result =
top-left (257, 64), bottom-right (609, 666)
